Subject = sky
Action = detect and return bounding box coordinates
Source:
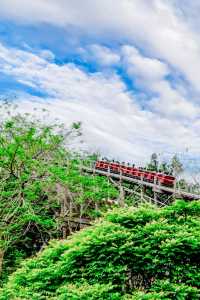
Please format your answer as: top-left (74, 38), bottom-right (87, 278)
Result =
top-left (0, 0), bottom-right (200, 167)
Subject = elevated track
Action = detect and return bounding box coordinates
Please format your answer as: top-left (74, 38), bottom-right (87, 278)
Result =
top-left (82, 166), bottom-right (200, 200)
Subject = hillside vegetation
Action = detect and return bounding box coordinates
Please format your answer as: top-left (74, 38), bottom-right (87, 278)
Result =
top-left (1, 200), bottom-right (200, 299)
top-left (0, 111), bottom-right (200, 299)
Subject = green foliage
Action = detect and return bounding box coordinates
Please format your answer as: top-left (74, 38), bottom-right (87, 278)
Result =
top-left (53, 282), bottom-right (122, 300)
top-left (1, 200), bottom-right (200, 299)
top-left (147, 153), bottom-right (159, 172)
top-left (130, 281), bottom-right (200, 299)
top-left (146, 152), bottom-right (184, 176)
top-left (171, 155), bottom-right (183, 177)
top-left (0, 115), bottom-right (118, 283)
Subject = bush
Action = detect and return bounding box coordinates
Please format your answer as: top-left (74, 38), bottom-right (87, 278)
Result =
top-left (1, 200), bottom-right (200, 299)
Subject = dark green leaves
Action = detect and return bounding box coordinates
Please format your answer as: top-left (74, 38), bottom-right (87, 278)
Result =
top-left (2, 201), bottom-right (200, 299)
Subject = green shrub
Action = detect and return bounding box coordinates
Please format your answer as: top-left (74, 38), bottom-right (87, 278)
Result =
top-left (1, 200), bottom-right (200, 299)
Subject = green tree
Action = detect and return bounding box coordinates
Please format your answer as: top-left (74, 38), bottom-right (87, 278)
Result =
top-left (148, 153), bottom-right (159, 171)
top-left (170, 155), bottom-right (183, 177)
top-left (0, 115), bottom-right (118, 283)
top-left (1, 200), bottom-right (200, 299)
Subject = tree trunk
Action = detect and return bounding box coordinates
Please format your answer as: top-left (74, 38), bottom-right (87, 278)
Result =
top-left (119, 186), bottom-right (125, 207)
top-left (0, 249), bottom-right (5, 276)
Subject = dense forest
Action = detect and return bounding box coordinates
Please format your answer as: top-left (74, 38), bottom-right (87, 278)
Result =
top-left (0, 110), bottom-right (200, 299)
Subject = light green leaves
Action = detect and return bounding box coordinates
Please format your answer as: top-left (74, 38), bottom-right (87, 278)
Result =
top-left (2, 201), bottom-right (200, 299)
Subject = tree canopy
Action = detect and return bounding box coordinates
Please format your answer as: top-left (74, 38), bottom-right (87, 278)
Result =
top-left (0, 115), bottom-right (118, 283)
top-left (1, 200), bottom-right (200, 299)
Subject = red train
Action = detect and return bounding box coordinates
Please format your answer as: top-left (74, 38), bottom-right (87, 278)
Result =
top-left (95, 160), bottom-right (175, 187)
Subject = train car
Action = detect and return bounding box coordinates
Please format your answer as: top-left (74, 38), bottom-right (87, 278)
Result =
top-left (156, 174), bottom-right (175, 187)
top-left (95, 160), bottom-right (175, 187)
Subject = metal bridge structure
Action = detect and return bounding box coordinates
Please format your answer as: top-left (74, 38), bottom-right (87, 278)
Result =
top-left (82, 166), bottom-right (200, 207)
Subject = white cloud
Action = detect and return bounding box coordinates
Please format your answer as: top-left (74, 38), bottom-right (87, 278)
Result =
top-left (39, 50), bottom-right (55, 61)
top-left (1, 0), bottom-right (200, 93)
top-left (0, 0), bottom-right (65, 26)
top-left (78, 44), bottom-right (120, 67)
top-left (0, 42), bottom-right (200, 166)
top-left (121, 45), bottom-right (200, 120)
top-left (150, 81), bottom-right (200, 119)
top-left (121, 45), bottom-right (169, 84)
top-left (168, 0), bottom-right (200, 32)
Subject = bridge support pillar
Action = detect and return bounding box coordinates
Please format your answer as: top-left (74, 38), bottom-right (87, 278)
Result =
top-left (154, 191), bottom-right (157, 205)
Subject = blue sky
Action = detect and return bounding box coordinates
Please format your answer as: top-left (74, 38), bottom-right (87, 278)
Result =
top-left (0, 0), bottom-right (200, 168)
